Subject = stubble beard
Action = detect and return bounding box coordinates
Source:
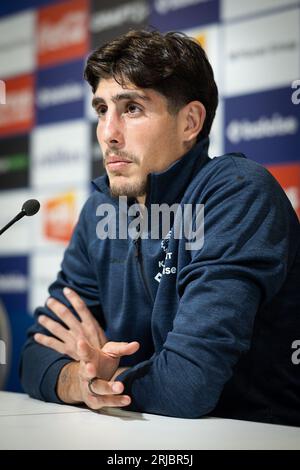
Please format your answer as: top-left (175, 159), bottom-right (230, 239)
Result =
top-left (109, 177), bottom-right (148, 199)
top-left (104, 149), bottom-right (147, 200)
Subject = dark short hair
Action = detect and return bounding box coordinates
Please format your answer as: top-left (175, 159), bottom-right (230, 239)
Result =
top-left (84, 29), bottom-right (218, 140)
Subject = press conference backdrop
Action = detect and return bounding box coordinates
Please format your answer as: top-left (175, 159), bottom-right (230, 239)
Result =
top-left (0, 0), bottom-right (299, 391)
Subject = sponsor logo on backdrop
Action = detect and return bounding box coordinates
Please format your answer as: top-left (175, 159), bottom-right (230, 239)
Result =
top-left (36, 59), bottom-right (85, 124)
top-left (37, 83), bottom-right (83, 108)
top-left (0, 257), bottom-right (28, 292)
top-left (224, 9), bottom-right (300, 96)
top-left (225, 87), bottom-right (300, 165)
top-left (0, 10), bottom-right (35, 79)
top-left (91, 0), bottom-right (148, 33)
top-left (34, 148), bottom-right (82, 169)
top-left (43, 192), bottom-right (77, 243)
top-left (30, 186), bottom-right (88, 250)
top-left (91, 0), bottom-right (149, 48)
top-left (194, 33), bottom-right (205, 49)
top-left (267, 162), bottom-right (300, 219)
top-left (29, 249), bottom-right (65, 313)
top-left (228, 41), bottom-right (297, 62)
top-left (37, 0), bottom-right (88, 67)
top-left (155, 0), bottom-right (211, 14)
top-left (291, 79), bottom-right (300, 105)
top-left (222, 0), bottom-right (297, 21)
top-left (183, 23), bottom-right (221, 94)
top-left (0, 134), bottom-right (29, 190)
top-left (0, 74), bottom-right (34, 137)
top-left (227, 113), bottom-right (298, 144)
top-left (0, 273), bottom-right (27, 293)
top-left (0, 80), bottom-right (5, 104)
top-left (31, 121), bottom-right (89, 189)
top-left (150, 0), bottom-right (219, 30)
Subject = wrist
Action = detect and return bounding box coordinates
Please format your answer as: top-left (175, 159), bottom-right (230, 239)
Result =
top-left (56, 361), bottom-right (81, 404)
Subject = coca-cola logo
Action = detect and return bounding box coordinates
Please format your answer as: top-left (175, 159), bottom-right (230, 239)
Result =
top-left (0, 90), bottom-right (33, 126)
top-left (38, 11), bottom-right (87, 53)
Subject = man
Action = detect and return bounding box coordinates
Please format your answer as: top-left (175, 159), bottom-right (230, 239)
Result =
top-left (20, 30), bottom-right (300, 425)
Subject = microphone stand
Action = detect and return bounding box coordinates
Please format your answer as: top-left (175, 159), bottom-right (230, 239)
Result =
top-left (0, 211), bottom-right (26, 236)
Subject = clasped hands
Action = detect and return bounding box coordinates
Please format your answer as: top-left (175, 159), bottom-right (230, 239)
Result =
top-left (34, 287), bottom-right (140, 410)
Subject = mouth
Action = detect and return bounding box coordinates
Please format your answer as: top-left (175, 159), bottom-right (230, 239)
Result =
top-left (106, 156), bottom-right (133, 171)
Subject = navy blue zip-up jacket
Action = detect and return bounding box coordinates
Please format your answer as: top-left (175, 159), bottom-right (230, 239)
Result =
top-left (20, 138), bottom-right (300, 425)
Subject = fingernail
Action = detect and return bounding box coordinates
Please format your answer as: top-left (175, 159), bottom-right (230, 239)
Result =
top-left (112, 383), bottom-right (121, 393)
top-left (63, 287), bottom-right (71, 295)
top-left (121, 397), bottom-right (130, 405)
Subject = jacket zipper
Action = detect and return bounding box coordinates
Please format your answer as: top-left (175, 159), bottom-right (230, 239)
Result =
top-left (134, 237), bottom-right (154, 304)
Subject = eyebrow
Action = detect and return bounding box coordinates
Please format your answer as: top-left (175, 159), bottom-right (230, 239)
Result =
top-left (92, 92), bottom-right (151, 109)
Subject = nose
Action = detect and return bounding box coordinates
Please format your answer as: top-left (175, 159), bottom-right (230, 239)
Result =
top-left (101, 109), bottom-right (124, 148)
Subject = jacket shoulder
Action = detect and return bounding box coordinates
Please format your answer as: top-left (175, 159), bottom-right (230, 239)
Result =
top-left (194, 152), bottom-right (286, 197)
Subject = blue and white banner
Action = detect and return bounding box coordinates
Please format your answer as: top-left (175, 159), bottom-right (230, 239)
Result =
top-left (225, 87), bottom-right (300, 165)
top-left (36, 59), bottom-right (85, 125)
top-left (150, 0), bottom-right (219, 30)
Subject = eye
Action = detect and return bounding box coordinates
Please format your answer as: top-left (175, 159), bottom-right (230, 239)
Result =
top-left (95, 105), bottom-right (107, 117)
top-left (126, 103), bottom-right (142, 115)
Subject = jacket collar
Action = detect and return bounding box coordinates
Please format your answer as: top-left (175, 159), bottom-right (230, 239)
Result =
top-left (92, 137), bottom-right (210, 207)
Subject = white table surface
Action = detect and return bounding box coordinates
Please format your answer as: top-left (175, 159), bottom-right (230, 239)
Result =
top-left (0, 392), bottom-right (299, 450)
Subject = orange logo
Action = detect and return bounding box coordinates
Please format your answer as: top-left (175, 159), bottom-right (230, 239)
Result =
top-left (37, 0), bottom-right (89, 67)
top-left (267, 162), bottom-right (300, 219)
top-left (43, 192), bottom-right (77, 243)
top-left (0, 74), bottom-right (34, 136)
top-left (194, 34), bottom-right (206, 50)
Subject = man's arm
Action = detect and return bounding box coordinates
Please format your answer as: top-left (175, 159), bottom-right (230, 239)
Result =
top-left (56, 351), bottom-right (131, 409)
top-left (56, 361), bottom-right (130, 409)
top-left (20, 197), bottom-right (105, 403)
top-left (33, 288), bottom-right (139, 409)
top-left (34, 166), bottom-right (294, 417)
top-left (56, 362), bottom-right (129, 405)
top-left (114, 168), bottom-right (294, 418)
top-left (56, 362), bottom-right (81, 404)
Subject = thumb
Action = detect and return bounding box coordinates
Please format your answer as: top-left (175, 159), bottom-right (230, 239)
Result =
top-left (102, 341), bottom-right (140, 358)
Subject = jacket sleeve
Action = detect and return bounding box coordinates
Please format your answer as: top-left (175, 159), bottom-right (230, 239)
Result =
top-left (20, 198), bottom-right (103, 403)
top-left (116, 167), bottom-right (294, 418)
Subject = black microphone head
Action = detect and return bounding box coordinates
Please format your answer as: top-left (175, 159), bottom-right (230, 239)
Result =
top-left (22, 199), bottom-right (40, 216)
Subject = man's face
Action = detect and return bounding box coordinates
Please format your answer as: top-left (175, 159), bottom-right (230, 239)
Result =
top-left (93, 78), bottom-right (187, 201)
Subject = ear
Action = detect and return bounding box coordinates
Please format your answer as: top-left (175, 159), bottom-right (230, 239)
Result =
top-left (181, 101), bottom-right (206, 144)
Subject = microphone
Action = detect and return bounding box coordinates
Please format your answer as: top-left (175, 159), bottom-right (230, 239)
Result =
top-left (0, 199), bottom-right (40, 236)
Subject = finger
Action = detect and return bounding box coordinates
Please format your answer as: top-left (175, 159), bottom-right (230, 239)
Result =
top-left (38, 315), bottom-right (69, 343)
top-left (63, 288), bottom-right (98, 327)
top-left (63, 288), bottom-right (108, 347)
top-left (87, 377), bottom-right (125, 396)
top-left (34, 333), bottom-right (66, 355)
top-left (102, 341), bottom-right (140, 358)
top-left (46, 297), bottom-right (81, 333)
top-left (87, 394), bottom-right (131, 410)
